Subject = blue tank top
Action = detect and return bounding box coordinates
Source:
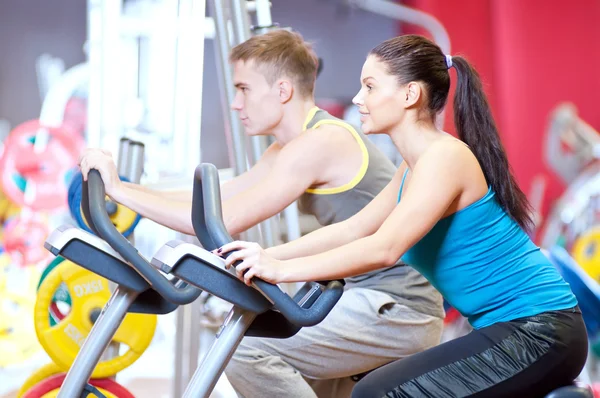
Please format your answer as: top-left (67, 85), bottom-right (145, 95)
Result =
top-left (398, 169), bottom-right (577, 329)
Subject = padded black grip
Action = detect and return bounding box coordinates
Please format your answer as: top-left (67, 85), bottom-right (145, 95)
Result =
top-left (192, 164), bottom-right (344, 326)
top-left (253, 279), bottom-right (343, 326)
top-left (85, 170), bottom-right (201, 305)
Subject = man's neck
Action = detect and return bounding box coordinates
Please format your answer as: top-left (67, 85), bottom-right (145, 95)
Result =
top-left (271, 98), bottom-right (317, 145)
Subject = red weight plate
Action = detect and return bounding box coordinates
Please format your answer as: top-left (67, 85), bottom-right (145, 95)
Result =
top-left (3, 215), bottom-right (50, 266)
top-left (0, 120), bottom-right (84, 211)
top-left (22, 373), bottom-right (136, 398)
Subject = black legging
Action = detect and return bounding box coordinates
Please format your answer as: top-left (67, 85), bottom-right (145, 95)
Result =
top-left (352, 307), bottom-right (588, 398)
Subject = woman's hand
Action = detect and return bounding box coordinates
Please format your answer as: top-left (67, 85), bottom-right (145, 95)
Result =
top-left (78, 148), bottom-right (122, 197)
top-left (215, 241), bottom-right (286, 285)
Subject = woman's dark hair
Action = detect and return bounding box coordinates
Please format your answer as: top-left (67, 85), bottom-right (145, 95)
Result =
top-left (370, 35), bottom-right (533, 231)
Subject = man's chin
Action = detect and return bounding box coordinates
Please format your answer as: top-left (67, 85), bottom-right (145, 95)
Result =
top-left (245, 130), bottom-right (269, 137)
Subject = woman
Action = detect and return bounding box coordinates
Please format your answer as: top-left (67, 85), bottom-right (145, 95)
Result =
top-left (216, 35), bottom-right (587, 397)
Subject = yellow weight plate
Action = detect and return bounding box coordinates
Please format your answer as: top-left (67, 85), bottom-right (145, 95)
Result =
top-left (110, 203), bottom-right (139, 234)
top-left (572, 226), bottom-right (600, 281)
top-left (80, 201), bottom-right (139, 234)
top-left (35, 261), bottom-right (157, 378)
top-left (17, 363), bottom-right (63, 398)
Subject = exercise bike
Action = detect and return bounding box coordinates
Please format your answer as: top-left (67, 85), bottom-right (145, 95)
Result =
top-left (44, 163), bottom-right (344, 397)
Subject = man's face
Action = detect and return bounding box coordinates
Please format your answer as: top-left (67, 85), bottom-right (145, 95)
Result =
top-left (231, 60), bottom-right (283, 136)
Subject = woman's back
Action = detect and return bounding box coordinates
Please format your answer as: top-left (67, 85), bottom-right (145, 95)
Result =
top-left (399, 175), bottom-right (577, 329)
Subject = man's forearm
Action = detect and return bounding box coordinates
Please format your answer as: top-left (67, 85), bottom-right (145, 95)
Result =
top-left (122, 182), bottom-right (192, 201)
top-left (111, 184), bottom-right (194, 235)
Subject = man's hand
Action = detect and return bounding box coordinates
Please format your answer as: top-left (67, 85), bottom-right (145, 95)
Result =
top-left (78, 148), bottom-right (123, 197)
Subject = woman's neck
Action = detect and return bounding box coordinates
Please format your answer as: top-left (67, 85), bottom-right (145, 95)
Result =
top-left (389, 119), bottom-right (443, 169)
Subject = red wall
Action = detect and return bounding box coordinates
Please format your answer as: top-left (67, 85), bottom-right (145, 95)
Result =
top-left (401, 0), bottom-right (600, 239)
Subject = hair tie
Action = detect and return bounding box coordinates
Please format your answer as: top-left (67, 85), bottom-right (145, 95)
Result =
top-left (445, 54), bottom-right (453, 69)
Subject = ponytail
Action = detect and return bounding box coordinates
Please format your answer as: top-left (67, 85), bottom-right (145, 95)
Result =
top-left (451, 56), bottom-right (533, 231)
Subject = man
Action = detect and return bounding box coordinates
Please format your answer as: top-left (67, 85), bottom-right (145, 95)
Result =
top-left (79, 29), bottom-right (444, 398)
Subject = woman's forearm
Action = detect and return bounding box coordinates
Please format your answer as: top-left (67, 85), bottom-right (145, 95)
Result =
top-left (266, 220), bottom-right (360, 260)
top-left (279, 234), bottom-right (397, 282)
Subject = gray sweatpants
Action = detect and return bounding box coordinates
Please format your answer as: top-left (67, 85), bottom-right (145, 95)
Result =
top-left (224, 287), bottom-right (443, 398)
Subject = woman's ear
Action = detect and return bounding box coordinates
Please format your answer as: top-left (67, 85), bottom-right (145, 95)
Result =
top-left (404, 81), bottom-right (422, 108)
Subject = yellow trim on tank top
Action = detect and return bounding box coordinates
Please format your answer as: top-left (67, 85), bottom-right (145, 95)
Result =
top-left (305, 119), bottom-right (370, 195)
top-left (302, 106), bottom-right (321, 131)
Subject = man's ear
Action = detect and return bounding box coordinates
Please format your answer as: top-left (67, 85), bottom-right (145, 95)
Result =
top-left (278, 79), bottom-right (293, 103)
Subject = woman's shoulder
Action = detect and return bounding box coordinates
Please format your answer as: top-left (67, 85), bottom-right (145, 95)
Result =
top-left (422, 138), bottom-right (477, 170)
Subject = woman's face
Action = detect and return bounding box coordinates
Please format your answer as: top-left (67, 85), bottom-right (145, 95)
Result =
top-left (352, 55), bottom-right (406, 135)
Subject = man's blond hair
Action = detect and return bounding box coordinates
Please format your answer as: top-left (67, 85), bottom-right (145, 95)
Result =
top-left (230, 30), bottom-right (319, 98)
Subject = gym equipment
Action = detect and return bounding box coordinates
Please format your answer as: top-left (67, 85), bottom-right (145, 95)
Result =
top-left (3, 214), bottom-right (51, 266)
top-left (0, 119), bottom-right (84, 210)
top-left (541, 104), bottom-right (599, 271)
top-left (572, 227), bottom-right (600, 281)
top-left (17, 363), bottom-right (63, 398)
top-left (549, 246), bottom-right (600, 339)
top-left (44, 164), bottom-right (343, 397)
top-left (68, 172), bottom-right (141, 237)
top-left (37, 256), bottom-right (71, 327)
top-left (545, 103), bottom-right (600, 184)
top-left (544, 385), bottom-right (594, 398)
top-left (21, 373), bottom-right (135, 398)
top-left (540, 161), bottom-right (599, 251)
top-left (34, 260), bottom-right (157, 378)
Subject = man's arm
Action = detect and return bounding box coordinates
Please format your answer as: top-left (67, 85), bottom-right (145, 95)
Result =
top-left (220, 143), bottom-right (280, 201)
top-left (120, 182), bottom-right (192, 201)
top-left (110, 185), bottom-right (195, 234)
top-left (108, 143), bottom-right (280, 235)
top-left (221, 133), bottom-right (331, 236)
top-left (119, 143), bottom-right (280, 203)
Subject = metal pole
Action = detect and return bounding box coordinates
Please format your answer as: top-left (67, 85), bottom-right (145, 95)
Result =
top-left (183, 307), bottom-right (257, 398)
top-left (209, 0), bottom-right (249, 177)
top-left (173, 299), bottom-right (204, 397)
top-left (126, 140), bottom-right (145, 183)
top-left (254, 0), bottom-right (272, 27)
top-left (58, 288), bottom-right (139, 397)
top-left (117, 138), bottom-right (131, 178)
top-left (229, 0), bottom-right (251, 44)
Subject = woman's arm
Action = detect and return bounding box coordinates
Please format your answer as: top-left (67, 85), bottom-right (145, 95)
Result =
top-left (280, 145), bottom-right (466, 282)
top-left (220, 144), bottom-right (469, 285)
top-left (266, 163), bottom-right (407, 260)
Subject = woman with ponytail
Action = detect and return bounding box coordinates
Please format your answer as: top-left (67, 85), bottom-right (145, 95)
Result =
top-left (216, 35), bottom-right (587, 397)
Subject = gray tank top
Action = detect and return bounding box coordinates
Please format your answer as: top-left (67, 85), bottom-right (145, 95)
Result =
top-left (298, 108), bottom-right (444, 318)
